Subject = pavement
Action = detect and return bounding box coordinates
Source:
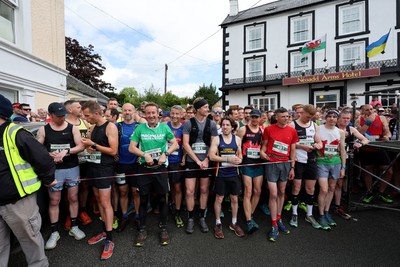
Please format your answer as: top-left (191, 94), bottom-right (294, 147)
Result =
top-left (8, 201), bottom-right (400, 267)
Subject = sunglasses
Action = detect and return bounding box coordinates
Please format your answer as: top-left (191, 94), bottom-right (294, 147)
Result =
top-left (23, 108), bottom-right (31, 111)
top-left (213, 110), bottom-right (223, 115)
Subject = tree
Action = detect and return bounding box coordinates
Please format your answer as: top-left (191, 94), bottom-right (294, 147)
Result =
top-left (120, 87), bottom-right (139, 104)
top-left (65, 36), bottom-right (115, 93)
top-left (192, 83), bottom-right (220, 106)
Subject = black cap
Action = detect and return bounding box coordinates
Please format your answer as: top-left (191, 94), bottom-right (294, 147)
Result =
top-left (48, 102), bottom-right (67, 116)
top-left (0, 94), bottom-right (13, 118)
top-left (250, 109), bottom-right (261, 117)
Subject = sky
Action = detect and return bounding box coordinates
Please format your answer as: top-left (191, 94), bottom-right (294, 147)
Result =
top-left (64, 0), bottom-right (274, 97)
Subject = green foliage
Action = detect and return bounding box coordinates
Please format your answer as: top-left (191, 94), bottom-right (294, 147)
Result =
top-left (192, 83), bottom-right (220, 105)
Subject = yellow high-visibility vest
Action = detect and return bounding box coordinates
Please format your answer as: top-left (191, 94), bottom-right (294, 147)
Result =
top-left (3, 123), bottom-right (41, 197)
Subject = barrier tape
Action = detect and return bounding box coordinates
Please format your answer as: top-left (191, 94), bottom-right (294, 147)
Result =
top-left (63, 160), bottom-right (293, 183)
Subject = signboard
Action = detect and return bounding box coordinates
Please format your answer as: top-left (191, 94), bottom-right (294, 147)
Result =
top-left (282, 68), bottom-right (381, 86)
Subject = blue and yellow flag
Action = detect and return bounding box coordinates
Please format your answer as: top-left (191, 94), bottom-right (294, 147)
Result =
top-left (366, 29), bottom-right (391, 58)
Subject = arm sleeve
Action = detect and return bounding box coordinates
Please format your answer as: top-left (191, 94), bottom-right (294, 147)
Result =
top-left (16, 129), bottom-right (55, 185)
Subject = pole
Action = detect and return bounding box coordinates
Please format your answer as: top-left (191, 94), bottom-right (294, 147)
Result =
top-left (164, 64), bottom-right (168, 95)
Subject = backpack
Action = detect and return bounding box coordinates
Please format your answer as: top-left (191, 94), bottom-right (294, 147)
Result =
top-left (189, 117), bottom-right (212, 147)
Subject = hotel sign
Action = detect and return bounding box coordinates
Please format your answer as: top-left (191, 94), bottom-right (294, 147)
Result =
top-left (282, 68), bottom-right (380, 86)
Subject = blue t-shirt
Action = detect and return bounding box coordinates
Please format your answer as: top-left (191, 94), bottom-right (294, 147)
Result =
top-left (167, 121), bottom-right (184, 163)
top-left (116, 121), bottom-right (137, 164)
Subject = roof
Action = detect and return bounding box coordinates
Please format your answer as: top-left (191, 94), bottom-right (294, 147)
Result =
top-left (67, 75), bottom-right (109, 104)
top-left (221, 0), bottom-right (331, 26)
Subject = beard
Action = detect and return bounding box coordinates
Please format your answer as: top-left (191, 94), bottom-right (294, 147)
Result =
top-left (124, 114), bottom-right (133, 121)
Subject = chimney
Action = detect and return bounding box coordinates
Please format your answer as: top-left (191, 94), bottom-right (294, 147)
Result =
top-left (229, 0), bottom-right (239, 16)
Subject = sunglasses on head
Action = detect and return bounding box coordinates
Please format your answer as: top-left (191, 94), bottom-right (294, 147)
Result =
top-left (213, 110), bottom-right (223, 115)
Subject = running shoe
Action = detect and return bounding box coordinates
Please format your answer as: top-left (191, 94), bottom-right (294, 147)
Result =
top-left (325, 213), bottom-right (337, 227)
top-left (69, 226), bottom-right (86, 240)
top-left (117, 218), bottom-right (129, 233)
top-left (214, 224), bottom-right (224, 239)
top-left (100, 240), bottom-right (114, 261)
top-left (277, 219), bottom-right (290, 234)
top-left (246, 219), bottom-right (259, 234)
top-left (134, 230), bottom-right (147, 247)
top-left (229, 223), bottom-right (245, 237)
top-left (199, 218), bottom-right (209, 233)
top-left (175, 215), bottom-right (184, 228)
top-left (319, 215), bottom-right (331, 231)
top-left (113, 216), bottom-right (119, 230)
top-left (88, 232), bottom-right (106, 245)
top-left (289, 214), bottom-right (298, 228)
top-left (283, 201), bottom-right (292, 211)
top-left (78, 211), bottom-right (92, 225)
top-left (305, 215), bottom-right (322, 229)
top-left (376, 192), bottom-right (394, 203)
top-left (299, 202), bottom-right (307, 213)
top-left (186, 218), bottom-right (194, 234)
top-left (64, 216), bottom-right (71, 230)
top-left (159, 229), bottom-right (170, 246)
top-left (45, 231), bottom-right (60, 250)
top-left (268, 226), bottom-right (279, 242)
top-left (362, 193), bottom-right (374, 204)
top-left (334, 206), bottom-right (351, 220)
top-left (259, 203), bottom-right (271, 216)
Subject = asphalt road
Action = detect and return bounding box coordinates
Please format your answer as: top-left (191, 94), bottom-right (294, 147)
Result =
top-left (8, 202), bottom-right (400, 267)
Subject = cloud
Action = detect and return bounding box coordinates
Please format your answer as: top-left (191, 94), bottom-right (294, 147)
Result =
top-left (65, 0), bottom-right (269, 97)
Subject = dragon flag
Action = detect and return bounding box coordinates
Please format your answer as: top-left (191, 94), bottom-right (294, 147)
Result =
top-left (301, 34), bottom-right (326, 55)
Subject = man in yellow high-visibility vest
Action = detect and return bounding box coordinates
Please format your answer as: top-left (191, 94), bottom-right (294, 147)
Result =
top-left (0, 94), bottom-right (56, 267)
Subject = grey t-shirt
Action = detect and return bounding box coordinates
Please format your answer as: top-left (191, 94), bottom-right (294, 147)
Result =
top-left (183, 118), bottom-right (218, 162)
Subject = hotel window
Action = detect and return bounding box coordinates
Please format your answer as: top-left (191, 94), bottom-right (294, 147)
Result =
top-left (339, 2), bottom-right (365, 35)
top-left (314, 90), bottom-right (340, 108)
top-left (340, 42), bottom-right (365, 66)
top-left (290, 15), bottom-right (312, 44)
top-left (245, 23), bottom-right (265, 52)
top-left (245, 57), bottom-right (264, 82)
top-left (0, 0), bottom-right (16, 43)
top-left (291, 52), bottom-right (310, 72)
top-left (251, 94), bottom-right (277, 112)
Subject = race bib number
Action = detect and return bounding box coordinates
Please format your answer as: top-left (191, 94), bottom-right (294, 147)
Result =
top-left (50, 144), bottom-right (70, 153)
top-left (192, 142), bottom-right (207, 154)
top-left (85, 151), bottom-right (102, 164)
top-left (221, 154), bottom-right (235, 167)
top-left (78, 150), bottom-right (89, 163)
top-left (299, 138), bottom-right (314, 147)
top-left (366, 135), bottom-right (380, 142)
top-left (246, 148), bottom-right (260, 159)
top-left (272, 141), bottom-right (289, 154)
top-left (324, 144), bottom-right (338, 156)
top-left (146, 148), bottom-right (162, 161)
top-left (168, 143), bottom-right (179, 156)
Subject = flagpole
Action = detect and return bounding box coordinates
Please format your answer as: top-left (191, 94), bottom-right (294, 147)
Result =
top-left (323, 34), bottom-right (327, 62)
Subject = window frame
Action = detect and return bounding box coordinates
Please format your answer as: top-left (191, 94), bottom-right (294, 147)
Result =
top-left (244, 22), bottom-right (266, 53)
top-left (244, 55), bottom-right (265, 83)
top-left (335, 0), bottom-right (370, 39)
top-left (338, 40), bottom-right (366, 66)
top-left (0, 0), bottom-right (16, 43)
top-left (248, 92), bottom-right (280, 112)
top-left (288, 11), bottom-right (314, 47)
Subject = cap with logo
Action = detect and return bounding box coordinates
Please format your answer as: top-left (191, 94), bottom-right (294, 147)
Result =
top-left (48, 102), bottom-right (67, 116)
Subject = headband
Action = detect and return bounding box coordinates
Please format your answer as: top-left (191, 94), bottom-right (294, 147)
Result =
top-left (194, 99), bottom-right (208, 110)
top-left (325, 109), bottom-right (339, 118)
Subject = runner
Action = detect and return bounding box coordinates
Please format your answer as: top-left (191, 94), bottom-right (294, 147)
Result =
top-left (316, 110), bottom-right (346, 230)
top-left (209, 116), bottom-right (245, 239)
top-left (36, 102), bottom-right (86, 250)
top-left (288, 104), bottom-right (323, 229)
top-left (81, 101), bottom-right (118, 261)
top-left (182, 97), bottom-right (218, 234)
top-left (129, 102), bottom-right (178, 246)
top-left (236, 109), bottom-right (264, 233)
top-left (167, 105), bottom-right (185, 228)
top-left (261, 107), bottom-right (297, 242)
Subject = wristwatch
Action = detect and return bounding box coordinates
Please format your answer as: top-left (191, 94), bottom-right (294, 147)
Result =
top-left (91, 143), bottom-right (97, 150)
top-left (165, 151), bottom-right (170, 156)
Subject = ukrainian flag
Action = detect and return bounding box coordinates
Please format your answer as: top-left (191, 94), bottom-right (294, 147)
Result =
top-left (366, 29), bottom-right (391, 58)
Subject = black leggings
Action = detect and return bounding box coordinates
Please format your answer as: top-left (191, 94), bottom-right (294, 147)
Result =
top-left (139, 193), bottom-right (168, 230)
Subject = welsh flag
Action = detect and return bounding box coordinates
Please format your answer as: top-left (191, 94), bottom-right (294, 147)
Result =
top-left (301, 34), bottom-right (326, 55)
